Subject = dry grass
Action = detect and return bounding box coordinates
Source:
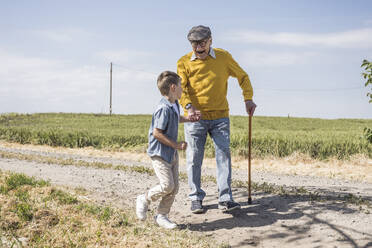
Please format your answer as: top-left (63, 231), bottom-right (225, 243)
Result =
top-left (0, 170), bottom-right (216, 248)
top-left (0, 140), bottom-right (150, 163)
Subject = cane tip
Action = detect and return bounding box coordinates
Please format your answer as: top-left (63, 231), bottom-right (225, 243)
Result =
top-left (248, 197), bottom-right (252, 204)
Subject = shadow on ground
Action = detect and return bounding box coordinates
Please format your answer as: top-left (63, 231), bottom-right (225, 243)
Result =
top-left (183, 190), bottom-right (372, 248)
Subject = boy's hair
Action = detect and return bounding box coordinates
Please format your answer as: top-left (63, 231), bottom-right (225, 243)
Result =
top-left (157, 71), bottom-right (181, 96)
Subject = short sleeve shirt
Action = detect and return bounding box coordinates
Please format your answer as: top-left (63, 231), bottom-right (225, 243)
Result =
top-left (147, 98), bottom-right (180, 163)
top-left (172, 103), bottom-right (180, 120)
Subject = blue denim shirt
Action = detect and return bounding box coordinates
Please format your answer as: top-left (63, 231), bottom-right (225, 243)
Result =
top-left (147, 97), bottom-right (180, 163)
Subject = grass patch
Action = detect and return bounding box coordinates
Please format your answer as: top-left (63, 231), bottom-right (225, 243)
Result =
top-left (0, 171), bottom-right (217, 247)
top-left (47, 188), bottom-right (78, 205)
top-left (14, 202), bottom-right (33, 221)
top-left (76, 203), bottom-right (124, 224)
top-left (0, 172), bottom-right (49, 193)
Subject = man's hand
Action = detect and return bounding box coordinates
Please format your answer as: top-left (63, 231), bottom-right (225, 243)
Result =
top-left (245, 100), bottom-right (257, 116)
top-left (175, 141), bottom-right (187, 150)
top-left (188, 106), bottom-right (201, 121)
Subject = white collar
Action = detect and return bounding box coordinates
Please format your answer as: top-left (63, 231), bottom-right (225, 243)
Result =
top-left (190, 47), bottom-right (216, 61)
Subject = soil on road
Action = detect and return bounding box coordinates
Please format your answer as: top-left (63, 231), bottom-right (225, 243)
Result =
top-left (0, 142), bottom-right (371, 248)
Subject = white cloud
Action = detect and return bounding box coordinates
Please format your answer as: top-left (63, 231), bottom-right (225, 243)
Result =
top-left (0, 49), bottom-right (157, 113)
top-left (226, 28), bottom-right (372, 48)
top-left (238, 50), bottom-right (317, 67)
top-left (31, 28), bottom-right (93, 43)
top-left (0, 53), bottom-right (105, 108)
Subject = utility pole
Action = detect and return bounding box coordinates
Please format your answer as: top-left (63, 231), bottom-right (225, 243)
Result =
top-left (109, 62), bottom-right (112, 115)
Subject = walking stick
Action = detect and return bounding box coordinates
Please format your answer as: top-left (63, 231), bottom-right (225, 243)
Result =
top-left (248, 115), bottom-right (252, 204)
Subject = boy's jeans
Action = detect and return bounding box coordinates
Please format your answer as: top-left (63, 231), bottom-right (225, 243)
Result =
top-left (147, 152), bottom-right (179, 215)
top-left (184, 118), bottom-right (233, 202)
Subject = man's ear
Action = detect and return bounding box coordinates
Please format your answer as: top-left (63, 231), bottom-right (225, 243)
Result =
top-left (170, 84), bottom-right (176, 91)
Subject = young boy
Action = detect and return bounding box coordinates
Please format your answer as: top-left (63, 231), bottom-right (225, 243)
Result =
top-left (136, 71), bottom-right (194, 229)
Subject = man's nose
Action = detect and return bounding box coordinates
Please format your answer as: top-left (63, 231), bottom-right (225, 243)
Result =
top-left (196, 44), bottom-right (203, 50)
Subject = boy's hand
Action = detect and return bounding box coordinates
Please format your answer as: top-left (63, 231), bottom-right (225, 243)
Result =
top-left (175, 141), bottom-right (187, 150)
top-left (188, 107), bottom-right (201, 122)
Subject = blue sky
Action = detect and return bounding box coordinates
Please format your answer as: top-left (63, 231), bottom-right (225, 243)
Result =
top-left (1, 0), bottom-right (371, 119)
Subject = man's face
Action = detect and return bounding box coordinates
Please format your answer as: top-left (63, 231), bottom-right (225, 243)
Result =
top-left (191, 38), bottom-right (212, 60)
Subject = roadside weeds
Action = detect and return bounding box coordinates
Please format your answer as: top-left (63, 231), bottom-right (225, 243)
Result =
top-left (0, 170), bottom-right (217, 248)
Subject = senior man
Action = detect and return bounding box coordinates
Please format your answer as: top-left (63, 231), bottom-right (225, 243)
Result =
top-left (177, 25), bottom-right (257, 213)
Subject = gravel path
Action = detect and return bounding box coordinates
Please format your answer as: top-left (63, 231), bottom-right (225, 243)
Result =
top-left (1, 145), bottom-right (372, 247)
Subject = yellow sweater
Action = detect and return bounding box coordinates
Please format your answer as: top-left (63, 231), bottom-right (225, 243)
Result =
top-left (177, 48), bottom-right (253, 120)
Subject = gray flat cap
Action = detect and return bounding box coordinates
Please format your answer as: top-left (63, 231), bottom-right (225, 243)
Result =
top-left (187, 25), bottom-right (211, 41)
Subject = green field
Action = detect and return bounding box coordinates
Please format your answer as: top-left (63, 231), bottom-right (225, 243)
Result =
top-left (0, 113), bottom-right (371, 160)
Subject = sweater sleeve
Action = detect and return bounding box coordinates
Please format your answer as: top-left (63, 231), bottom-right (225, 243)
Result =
top-left (226, 52), bottom-right (253, 101)
top-left (177, 58), bottom-right (192, 107)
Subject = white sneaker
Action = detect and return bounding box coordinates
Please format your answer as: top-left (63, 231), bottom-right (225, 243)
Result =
top-left (136, 194), bottom-right (149, 220)
top-left (155, 214), bottom-right (177, 229)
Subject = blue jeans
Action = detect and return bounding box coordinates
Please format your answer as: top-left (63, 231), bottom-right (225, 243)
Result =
top-left (184, 118), bottom-right (233, 202)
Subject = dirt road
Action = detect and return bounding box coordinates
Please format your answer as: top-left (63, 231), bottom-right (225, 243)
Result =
top-left (0, 143), bottom-right (372, 248)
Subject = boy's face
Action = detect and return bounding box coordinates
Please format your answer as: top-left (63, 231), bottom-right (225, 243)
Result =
top-left (174, 80), bottom-right (183, 100)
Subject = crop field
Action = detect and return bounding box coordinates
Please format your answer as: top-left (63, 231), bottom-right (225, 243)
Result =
top-left (0, 113), bottom-right (371, 160)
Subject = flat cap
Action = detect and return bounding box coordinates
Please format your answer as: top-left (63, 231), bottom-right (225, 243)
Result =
top-left (187, 25), bottom-right (211, 41)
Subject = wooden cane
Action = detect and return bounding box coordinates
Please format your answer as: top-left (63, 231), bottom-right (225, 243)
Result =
top-left (248, 115), bottom-right (252, 204)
